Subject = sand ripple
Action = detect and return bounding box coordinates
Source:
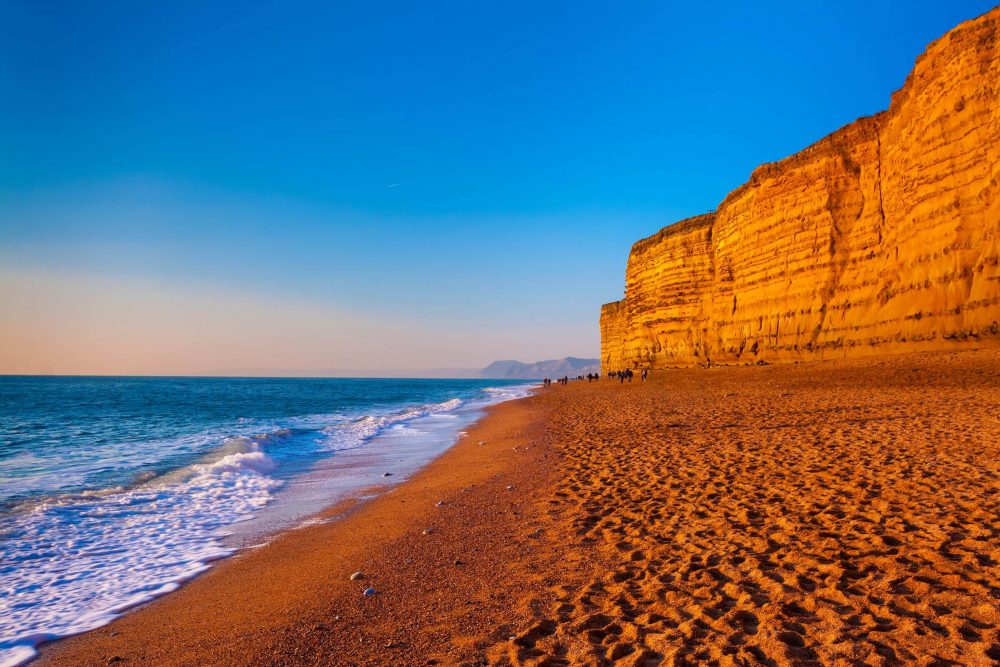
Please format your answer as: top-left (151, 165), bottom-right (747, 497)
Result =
top-left (491, 350), bottom-right (1000, 666)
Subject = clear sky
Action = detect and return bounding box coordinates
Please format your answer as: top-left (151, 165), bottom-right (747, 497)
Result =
top-left (1, 1), bottom-right (995, 375)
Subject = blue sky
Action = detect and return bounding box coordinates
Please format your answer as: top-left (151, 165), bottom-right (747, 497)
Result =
top-left (1, 1), bottom-right (995, 374)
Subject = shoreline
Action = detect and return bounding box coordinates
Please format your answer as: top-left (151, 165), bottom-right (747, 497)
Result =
top-left (37, 392), bottom-right (559, 666)
top-left (219, 385), bottom-right (537, 549)
top-left (39, 348), bottom-right (1000, 666)
top-left (2, 382), bottom-right (535, 667)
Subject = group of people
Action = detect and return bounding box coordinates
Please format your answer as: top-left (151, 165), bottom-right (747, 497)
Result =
top-left (543, 368), bottom-right (650, 386)
top-left (605, 368), bottom-right (649, 383)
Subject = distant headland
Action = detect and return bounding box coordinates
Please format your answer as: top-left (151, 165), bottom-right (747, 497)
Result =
top-left (480, 357), bottom-right (600, 379)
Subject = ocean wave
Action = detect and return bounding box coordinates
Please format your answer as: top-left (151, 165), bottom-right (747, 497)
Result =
top-left (319, 397), bottom-right (465, 452)
top-left (481, 384), bottom-right (536, 402)
top-left (0, 439), bottom-right (282, 666)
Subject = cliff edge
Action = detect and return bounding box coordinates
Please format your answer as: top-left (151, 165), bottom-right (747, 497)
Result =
top-left (602, 8), bottom-right (1000, 371)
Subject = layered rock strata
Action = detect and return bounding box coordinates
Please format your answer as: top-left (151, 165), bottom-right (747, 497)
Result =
top-left (602, 8), bottom-right (1000, 371)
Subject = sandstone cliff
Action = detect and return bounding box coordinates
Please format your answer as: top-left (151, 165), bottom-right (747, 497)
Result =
top-left (602, 8), bottom-right (1000, 371)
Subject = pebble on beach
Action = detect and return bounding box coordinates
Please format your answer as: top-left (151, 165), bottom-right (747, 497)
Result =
top-left (422, 528), bottom-right (433, 535)
top-left (382, 472), bottom-right (392, 477)
top-left (506, 485), bottom-right (514, 491)
top-left (435, 501), bottom-right (445, 507)
top-left (363, 587), bottom-right (376, 597)
top-left (478, 441), bottom-right (486, 445)
top-left (349, 571), bottom-right (364, 581)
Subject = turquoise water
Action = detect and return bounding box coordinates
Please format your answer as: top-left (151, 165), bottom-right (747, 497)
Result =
top-left (0, 376), bottom-right (533, 666)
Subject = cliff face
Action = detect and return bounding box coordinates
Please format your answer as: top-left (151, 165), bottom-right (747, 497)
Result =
top-left (602, 8), bottom-right (1000, 371)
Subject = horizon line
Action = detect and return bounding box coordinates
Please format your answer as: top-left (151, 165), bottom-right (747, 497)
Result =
top-left (0, 372), bottom-right (479, 378)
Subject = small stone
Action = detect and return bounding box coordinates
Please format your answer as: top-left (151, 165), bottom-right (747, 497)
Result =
top-left (382, 472), bottom-right (393, 477)
top-left (363, 587), bottom-right (376, 597)
top-left (506, 485), bottom-right (514, 491)
top-left (349, 571), bottom-right (364, 581)
top-left (435, 501), bottom-right (446, 507)
top-left (454, 559), bottom-right (463, 566)
top-left (478, 441), bottom-right (486, 445)
top-left (422, 528), bottom-right (434, 535)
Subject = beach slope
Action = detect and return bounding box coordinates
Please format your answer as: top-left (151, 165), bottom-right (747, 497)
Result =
top-left (41, 349), bottom-right (1000, 666)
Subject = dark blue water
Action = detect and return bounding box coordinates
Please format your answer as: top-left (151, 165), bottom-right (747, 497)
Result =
top-left (0, 376), bottom-right (527, 507)
top-left (0, 376), bottom-right (533, 666)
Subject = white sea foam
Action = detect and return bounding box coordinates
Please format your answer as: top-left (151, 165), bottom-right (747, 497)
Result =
top-left (0, 439), bottom-right (281, 666)
top-left (482, 385), bottom-right (536, 402)
top-left (319, 397), bottom-right (466, 451)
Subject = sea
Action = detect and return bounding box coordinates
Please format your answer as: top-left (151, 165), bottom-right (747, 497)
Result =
top-left (0, 376), bottom-right (535, 666)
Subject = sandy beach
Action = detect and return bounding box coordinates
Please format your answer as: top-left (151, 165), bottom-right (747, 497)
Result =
top-left (39, 348), bottom-right (1000, 666)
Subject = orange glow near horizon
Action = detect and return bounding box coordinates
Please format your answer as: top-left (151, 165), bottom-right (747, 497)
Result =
top-left (0, 268), bottom-right (594, 376)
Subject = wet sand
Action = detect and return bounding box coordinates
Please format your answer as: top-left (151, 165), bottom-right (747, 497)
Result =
top-left (40, 349), bottom-right (1000, 666)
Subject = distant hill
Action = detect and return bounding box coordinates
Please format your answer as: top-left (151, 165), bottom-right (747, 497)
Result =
top-left (480, 357), bottom-right (600, 379)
